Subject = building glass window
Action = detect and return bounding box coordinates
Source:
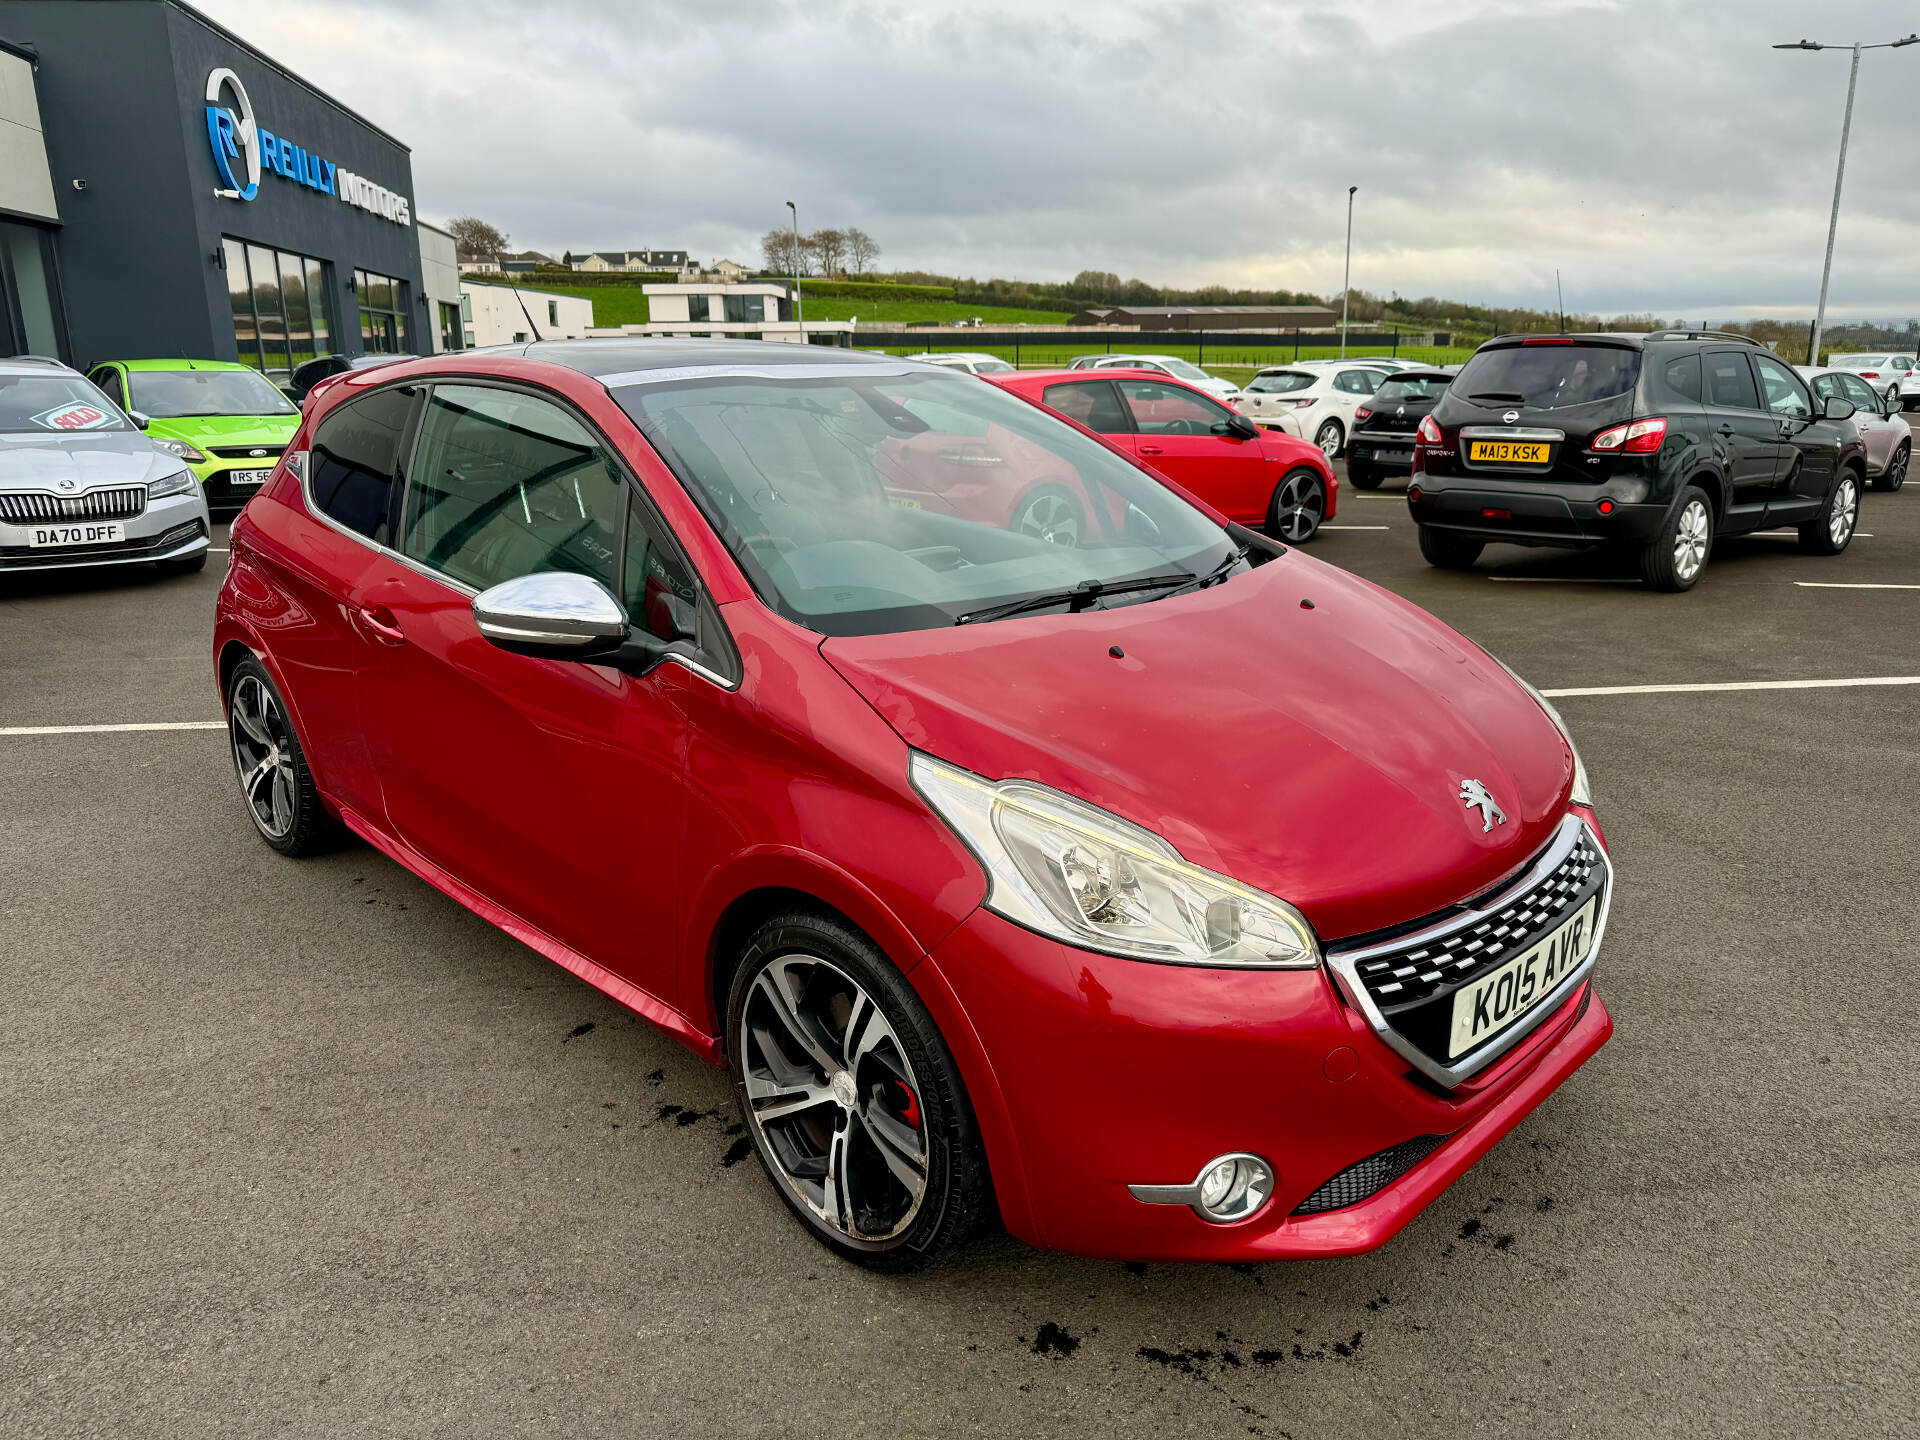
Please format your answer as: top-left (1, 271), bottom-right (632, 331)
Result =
top-left (724, 293), bottom-right (767, 323)
top-left (548, 300), bottom-right (558, 326)
top-left (0, 222), bottom-right (65, 360)
top-left (224, 238), bottom-right (334, 379)
top-left (439, 302), bottom-right (462, 352)
top-left (355, 268), bottom-right (406, 354)
top-left (687, 295), bottom-right (712, 322)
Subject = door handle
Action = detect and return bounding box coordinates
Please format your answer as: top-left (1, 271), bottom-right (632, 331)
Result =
top-left (1138, 444), bottom-right (1164, 455)
top-left (1715, 424), bottom-right (1737, 436)
top-left (356, 604), bottom-right (406, 646)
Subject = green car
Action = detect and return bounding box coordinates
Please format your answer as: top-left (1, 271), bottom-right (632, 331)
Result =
top-left (84, 359), bottom-right (300, 516)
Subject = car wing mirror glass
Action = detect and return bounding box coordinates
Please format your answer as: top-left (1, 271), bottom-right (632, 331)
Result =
top-left (1822, 395), bottom-right (1856, 421)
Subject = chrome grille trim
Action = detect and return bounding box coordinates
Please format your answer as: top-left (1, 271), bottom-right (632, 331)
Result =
top-left (207, 444), bottom-right (287, 460)
top-left (1324, 814), bottom-right (1612, 1088)
top-left (0, 487), bottom-right (148, 524)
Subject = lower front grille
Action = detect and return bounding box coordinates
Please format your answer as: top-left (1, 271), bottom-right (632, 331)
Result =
top-left (1292, 1134), bottom-right (1448, 1215)
top-left (0, 487), bottom-right (147, 524)
top-left (0, 519), bottom-right (205, 566)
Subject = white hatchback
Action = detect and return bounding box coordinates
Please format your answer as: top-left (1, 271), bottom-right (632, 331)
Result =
top-left (913, 352), bottom-right (1019, 376)
top-left (1234, 363), bottom-right (1396, 458)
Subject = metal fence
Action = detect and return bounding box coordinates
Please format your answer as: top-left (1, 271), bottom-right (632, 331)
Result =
top-left (850, 330), bottom-right (1455, 366)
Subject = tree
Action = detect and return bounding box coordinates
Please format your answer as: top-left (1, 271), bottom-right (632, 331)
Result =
top-left (762, 226), bottom-right (804, 276)
top-left (845, 227), bottom-right (880, 275)
top-left (446, 216), bottom-right (509, 261)
top-left (808, 228), bottom-right (847, 277)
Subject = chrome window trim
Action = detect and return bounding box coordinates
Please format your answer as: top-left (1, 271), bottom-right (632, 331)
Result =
top-left (297, 381), bottom-right (740, 692)
top-left (599, 362), bottom-right (926, 388)
top-left (1323, 814), bottom-right (1612, 1088)
top-left (1457, 425), bottom-right (1568, 443)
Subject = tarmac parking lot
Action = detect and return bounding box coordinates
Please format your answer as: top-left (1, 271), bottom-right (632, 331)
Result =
top-left (3, 456), bottom-right (1916, 1438)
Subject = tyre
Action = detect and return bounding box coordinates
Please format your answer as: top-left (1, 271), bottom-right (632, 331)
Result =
top-left (1267, 466), bottom-right (1328, 543)
top-left (157, 553), bottom-right (208, 577)
top-left (226, 655), bottom-right (341, 856)
top-left (1799, 470), bottom-right (1861, 555)
top-left (726, 910), bottom-right (990, 1272)
top-left (1009, 486), bottom-right (1084, 547)
top-left (1875, 442), bottom-right (1907, 492)
top-left (1417, 525), bottom-right (1484, 570)
top-left (1314, 419), bottom-right (1344, 460)
top-left (1347, 460), bottom-right (1382, 490)
top-left (1639, 485), bottom-right (1713, 591)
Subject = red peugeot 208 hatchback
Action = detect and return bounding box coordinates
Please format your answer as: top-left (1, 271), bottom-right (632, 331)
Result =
top-left (215, 341), bottom-right (1613, 1271)
top-left (990, 367), bottom-right (1338, 543)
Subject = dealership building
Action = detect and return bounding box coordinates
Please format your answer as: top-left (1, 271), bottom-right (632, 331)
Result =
top-left (0, 0), bottom-right (450, 377)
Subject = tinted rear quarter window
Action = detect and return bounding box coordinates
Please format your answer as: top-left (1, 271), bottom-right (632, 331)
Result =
top-left (1453, 345), bottom-right (1639, 409)
top-left (308, 386), bottom-right (415, 543)
top-left (1661, 354), bottom-right (1704, 403)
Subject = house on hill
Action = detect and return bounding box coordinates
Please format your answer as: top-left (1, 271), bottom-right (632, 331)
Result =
top-left (1067, 303), bottom-right (1338, 330)
top-left (568, 249), bottom-right (696, 274)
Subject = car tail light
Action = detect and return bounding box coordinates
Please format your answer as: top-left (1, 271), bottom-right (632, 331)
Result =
top-left (1408, 485), bottom-right (1422, 501)
top-left (1590, 417), bottom-right (1667, 454)
top-left (1521, 337), bottom-right (1576, 345)
top-left (1416, 414), bottom-right (1442, 444)
top-left (1859, 371), bottom-right (1880, 378)
top-left (1354, 407), bottom-right (1373, 420)
top-left (1597, 499), bottom-right (1615, 514)
top-left (1481, 508), bottom-right (1511, 519)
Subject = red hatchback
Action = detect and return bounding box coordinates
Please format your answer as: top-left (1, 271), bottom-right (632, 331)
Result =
top-left (215, 341), bottom-right (1612, 1271)
top-left (991, 368), bottom-right (1339, 542)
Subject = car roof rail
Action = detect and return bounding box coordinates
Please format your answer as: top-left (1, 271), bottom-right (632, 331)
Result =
top-left (1642, 329), bottom-right (1763, 345)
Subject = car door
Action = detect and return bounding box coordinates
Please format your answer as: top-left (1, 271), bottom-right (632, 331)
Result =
top-left (1837, 372), bottom-right (1896, 474)
top-left (1699, 349), bottom-right (1778, 529)
top-left (1751, 352), bottom-right (1831, 518)
top-left (1112, 377), bottom-right (1267, 521)
top-left (353, 380), bottom-right (698, 1000)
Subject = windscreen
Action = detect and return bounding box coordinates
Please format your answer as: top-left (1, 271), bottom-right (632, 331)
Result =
top-left (1157, 359), bottom-right (1212, 382)
top-left (1244, 372), bottom-right (1316, 394)
top-left (1375, 375), bottom-right (1452, 401)
top-left (1831, 355), bottom-right (1887, 365)
top-left (1452, 345), bottom-right (1640, 410)
top-left (0, 374), bottom-right (131, 434)
top-left (616, 368), bottom-right (1234, 636)
top-left (130, 369), bottom-right (296, 419)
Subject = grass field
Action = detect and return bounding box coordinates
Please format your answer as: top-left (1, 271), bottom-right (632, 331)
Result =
top-left (874, 343), bottom-right (1479, 372)
top-left (473, 284), bottom-right (1075, 330)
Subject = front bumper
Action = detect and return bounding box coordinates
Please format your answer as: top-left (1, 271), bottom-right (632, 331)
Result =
top-left (189, 460), bottom-right (278, 514)
top-left (0, 492), bottom-right (211, 572)
top-left (916, 831), bottom-right (1614, 1261)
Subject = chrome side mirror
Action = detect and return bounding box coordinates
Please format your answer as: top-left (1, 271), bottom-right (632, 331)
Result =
top-left (472, 572), bottom-right (632, 661)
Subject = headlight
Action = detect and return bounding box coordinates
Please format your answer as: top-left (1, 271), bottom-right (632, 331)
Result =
top-left (1492, 658), bottom-right (1592, 807)
top-left (149, 437), bottom-right (208, 464)
top-left (910, 753), bottom-right (1319, 968)
top-left (146, 467), bottom-right (197, 500)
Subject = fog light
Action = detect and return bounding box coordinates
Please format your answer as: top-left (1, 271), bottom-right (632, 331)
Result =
top-left (1128, 1152), bottom-right (1275, 1225)
top-left (1408, 485), bottom-right (1422, 502)
top-left (1597, 499), bottom-right (1615, 515)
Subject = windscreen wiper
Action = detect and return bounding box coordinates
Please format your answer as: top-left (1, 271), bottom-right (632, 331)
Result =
top-left (1164, 543), bottom-right (1251, 596)
top-left (953, 568), bottom-right (1196, 626)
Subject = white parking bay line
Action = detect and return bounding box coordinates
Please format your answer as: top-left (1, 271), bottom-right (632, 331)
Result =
top-left (1752, 530), bottom-right (1873, 538)
top-left (1323, 524), bottom-right (1390, 531)
top-left (1794, 582), bottom-right (1920, 590)
top-left (1541, 677), bottom-right (1920, 698)
top-left (1488, 577), bottom-right (1640, 584)
top-left (0, 721), bottom-right (225, 736)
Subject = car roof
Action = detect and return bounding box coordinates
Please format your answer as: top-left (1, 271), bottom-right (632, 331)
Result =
top-left (0, 355), bottom-right (77, 377)
top-left (1379, 369), bottom-right (1454, 382)
top-left (454, 338), bottom-right (915, 381)
top-left (112, 358), bottom-right (259, 373)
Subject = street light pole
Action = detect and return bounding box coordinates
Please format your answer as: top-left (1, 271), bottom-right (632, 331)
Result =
top-left (1774, 34), bottom-right (1918, 365)
top-left (786, 200), bottom-right (804, 330)
top-left (1341, 185), bottom-right (1357, 359)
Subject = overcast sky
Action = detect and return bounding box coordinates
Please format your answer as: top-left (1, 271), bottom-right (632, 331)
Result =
top-left (195, 0), bottom-right (1920, 320)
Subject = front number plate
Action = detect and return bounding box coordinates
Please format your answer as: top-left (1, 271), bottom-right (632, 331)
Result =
top-left (1467, 440), bottom-right (1549, 464)
top-left (227, 468), bottom-right (273, 486)
top-left (1447, 895), bottom-right (1599, 1058)
top-left (28, 522), bottom-right (125, 548)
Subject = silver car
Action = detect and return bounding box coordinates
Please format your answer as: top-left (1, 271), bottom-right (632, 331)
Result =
top-left (1799, 366), bottom-right (1910, 491)
top-left (0, 357), bottom-right (211, 575)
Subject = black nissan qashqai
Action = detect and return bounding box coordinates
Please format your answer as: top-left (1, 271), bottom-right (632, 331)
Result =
top-left (1408, 331), bottom-right (1867, 591)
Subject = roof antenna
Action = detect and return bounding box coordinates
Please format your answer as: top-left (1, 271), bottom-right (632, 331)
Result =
top-left (509, 281), bottom-right (543, 343)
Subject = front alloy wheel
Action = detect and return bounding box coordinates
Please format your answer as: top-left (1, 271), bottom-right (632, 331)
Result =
top-left (226, 656), bottom-right (337, 855)
top-left (1269, 467), bottom-right (1327, 542)
top-left (726, 913), bottom-right (989, 1272)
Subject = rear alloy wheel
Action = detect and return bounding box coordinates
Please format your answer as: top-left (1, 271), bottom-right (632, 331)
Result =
top-left (1640, 485), bottom-right (1713, 591)
top-left (1800, 471), bottom-right (1861, 555)
top-left (1875, 442), bottom-right (1907, 492)
top-left (1010, 486), bottom-right (1083, 547)
top-left (1346, 460), bottom-right (1383, 490)
top-left (1268, 467), bottom-right (1328, 542)
top-left (727, 912), bottom-right (989, 1272)
top-left (1417, 525), bottom-right (1484, 570)
top-left (1314, 419), bottom-right (1344, 460)
top-left (226, 656), bottom-right (339, 856)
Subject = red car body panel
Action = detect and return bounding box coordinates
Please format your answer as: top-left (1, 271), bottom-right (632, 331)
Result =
top-left (990, 368), bottom-right (1337, 528)
top-left (215, 348), bottom-right (1610, 1262)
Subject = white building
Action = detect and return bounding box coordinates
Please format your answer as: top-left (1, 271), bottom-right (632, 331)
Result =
top-left (569, 249), bottom-right (696, 275)
top-left (586, 281), bottom-right (854, 345)
top-left (459, 280), bottom-right (595, 347)
top-left (704, 258), bottom-right (751, 280)
top-left (417, 221), bottom-right (463, 352)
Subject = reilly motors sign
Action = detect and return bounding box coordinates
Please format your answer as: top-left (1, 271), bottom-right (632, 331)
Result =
top-left (204, 67), bottom-right (410, 226)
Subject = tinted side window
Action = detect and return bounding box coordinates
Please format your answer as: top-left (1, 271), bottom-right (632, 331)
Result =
top-left (1116, 378), bottom-right (1230, 433)
top-left (308, 386), bottom-right (415, 543)
top-left (1662, 354), bottom-right (1704, 402)
top-left (1752, 354), bottom-right (1811, 419)
top-left (401, 384), bottom-right (624, 593)
top-left (1042, 381), bottom-right (1131, 434)
top-left (1840, 375), bottom-right (1879, 411)
top-left (1704, 351), bottom-right (1760, 410)
top-left (95, 369), bottom-right (125, 408)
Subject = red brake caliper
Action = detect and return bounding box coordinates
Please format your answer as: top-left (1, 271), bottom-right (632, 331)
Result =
top-left (895, 1078), bottom-right (922, 1129)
